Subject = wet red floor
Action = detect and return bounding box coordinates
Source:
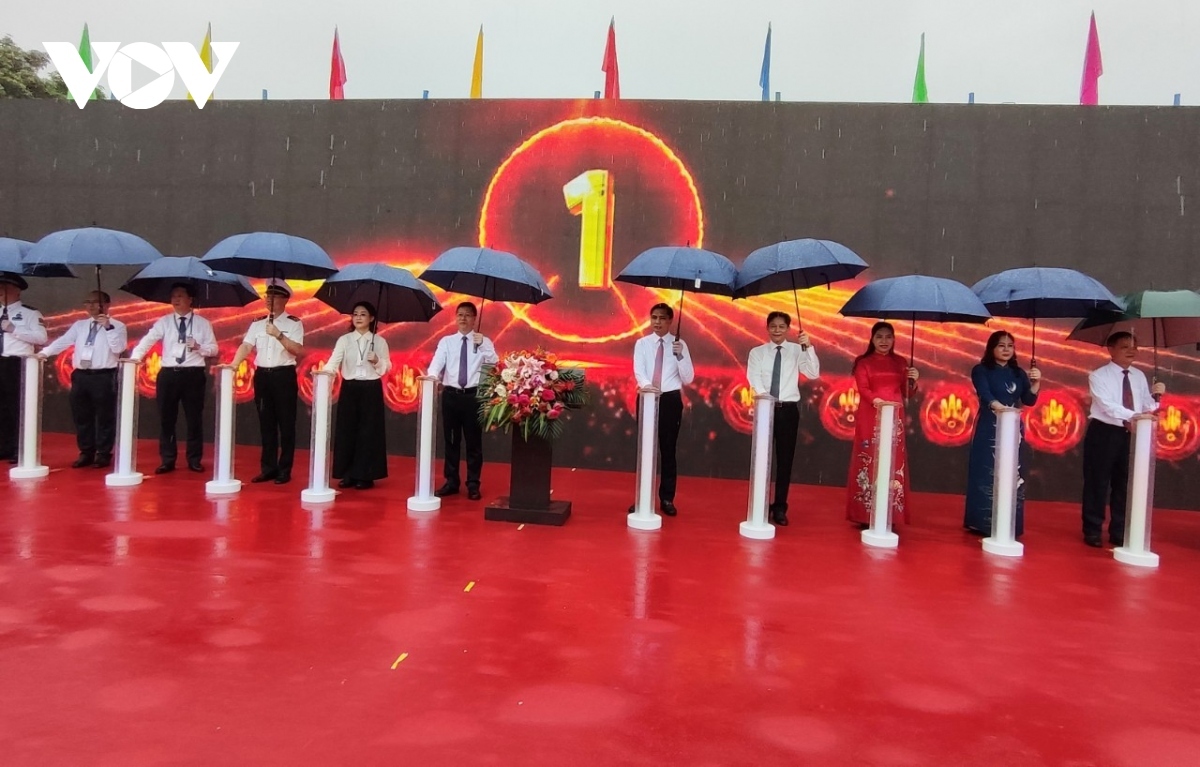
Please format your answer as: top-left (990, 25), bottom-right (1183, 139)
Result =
top-left (2, 434), bottom-right (1199, 766)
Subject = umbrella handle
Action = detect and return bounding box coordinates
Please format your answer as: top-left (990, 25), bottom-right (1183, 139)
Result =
top-left (789, 274), bottom-right (808, 351)
top-left (475, 291), bottom-right (486, 352)
top-left (675, 290), bottom-right (685, 358)
top-left (908, 318), bottom-right (917, 394)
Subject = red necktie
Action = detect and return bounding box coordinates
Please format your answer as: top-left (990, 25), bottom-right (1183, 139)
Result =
top-left (1122, 370), bottom-right (1134, 411)
top-left (652, 339), bottom-right (664, 389)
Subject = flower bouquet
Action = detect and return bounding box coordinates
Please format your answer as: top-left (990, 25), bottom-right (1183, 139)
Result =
top-left (478, 348), bottom-right (588, 441)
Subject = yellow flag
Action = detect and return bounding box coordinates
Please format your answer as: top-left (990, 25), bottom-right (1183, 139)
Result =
top-left (469, 26), bottom-right (483, 98)
top-left (187, 24), bottom-right (214, 101)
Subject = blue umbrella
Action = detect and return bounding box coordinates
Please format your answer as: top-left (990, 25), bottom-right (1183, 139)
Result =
top-left (615, 246), bottom-right (737, 337)
top-left (735, 238), bottom-right (869, 348)
top-left (0, 238), bottom-right (75, 279)
top-left (201, 232), bottom-right (338, 280)
top-left (315, 263), bottom-right (442, 324)
top-left (420, 246), bottom-right (552, 340)
top-left (119, 257), bottom-right (260, 308)
top-left (23, 227), bottom-right (163, 294)
top-left (972, 266), bottom-right (1123, 363)
top-left (840, 275), bottom-right (991, 365)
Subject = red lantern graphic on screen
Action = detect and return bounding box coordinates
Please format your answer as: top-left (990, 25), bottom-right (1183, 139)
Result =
top-left (297, 355), bottom-right (340, 406)
top-left (230, 358), bottom-right (256, 404)
top-left (920, 383), bottom-right (977, 447)
top-left (1155, 396), bottom-right (1200, 463)
top-left (383, 358), bottom-right (423, 414)
top-left (136, 351), bottom-right (163, 398)
top-left (719, 382), bottom-right (756, 435)
top-left (1022, 390), bottom-right (1085, 455)
top-left (817, 376), bottom-right (858, 442)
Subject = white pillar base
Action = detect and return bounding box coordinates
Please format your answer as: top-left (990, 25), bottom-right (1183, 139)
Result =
top-left (627, 513), bottom-right (663, 531)
top-left (861, 529), bottom-right (899, 548)
top-left (407, 496), bottom-right (441, 513)
top-left (1114, 546), bottom-right (1160, 568)
top-left (9, 465), bottom-right (49, 480)
top-left (206, 479), bottom-right (242, 495)
top-left (739, 520), bottom-right (776, 540)
top-left (301, 488), bottom-right (337, 504)
top-left (982, 538), bottom-right (1024, 557)
top-left (105, 472), bottom-right (143, 487)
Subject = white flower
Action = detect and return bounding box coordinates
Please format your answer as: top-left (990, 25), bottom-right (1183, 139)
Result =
top-left (548, 371), bottom-right (559, 381)
top-left (501, 369), bottom-right (516, 383)
top-left (494, 384), bottom-right (507, 398)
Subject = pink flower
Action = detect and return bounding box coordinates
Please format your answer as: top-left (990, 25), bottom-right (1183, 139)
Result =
top-left (547, 408), bottom-right (560, 419)
top-left (542, 389), bottom-right (556, 402)
top-left (518, 394), bottom-right (531, 406)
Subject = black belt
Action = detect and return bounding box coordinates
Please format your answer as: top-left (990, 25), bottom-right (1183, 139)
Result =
top-left (255, 366), bottom-right (297, 373)
top-left (445, 386), bottom-right (477, 393)
top-left (73, 367), bottom-right (117, 375)
top-left (159, 366), bottom-right (204, 373)
top-left (775, 400), bottom-right (798, 409)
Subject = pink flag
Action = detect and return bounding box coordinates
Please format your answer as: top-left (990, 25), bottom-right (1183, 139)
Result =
top-left (330, 28), bottom-right (347, 100)
top-left (602, 18), bottom-right (620, 99)
top-left (1079, 12), bottom-right (1103, 105)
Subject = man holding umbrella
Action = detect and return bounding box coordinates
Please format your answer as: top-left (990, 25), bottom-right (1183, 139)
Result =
top-left (38, 291), bottom-right (127, 468)
top-left (428, 302), bottom-right (498, 500)
top-left (131, 283), bottom-right (219, 474)
top-left (0, 274), bottom-right (47, 462)
top-left (230, 279), bottom-right (306, 485)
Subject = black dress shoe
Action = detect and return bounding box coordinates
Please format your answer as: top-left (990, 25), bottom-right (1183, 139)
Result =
top-left (155, 464), bottom-right (175, 475)
top-left (337, 478), bottom-right (355, 489)
top-left (187, 462), bottom-right (205, 473)
top-left (1110, 538), bottom-right (1125, 548)
top-left (72, 455), bottom-right (95, 469)
top-left (94, 455), bottom-right (111, 469)
top-left (273, 473), bottom-right (291, 485)
top-left (1084, 536), bottom-right (1103, 548)
top-left (771, 512), bottom-right (789, 527)
top-left (660, 501), bottom-right (678, 517)
top-left (435, 483), bottom-right (460, 497)
top-left (355, 480), bottom-right (375, 490)
top-left (251, 471), bottom-right (278, 483)
top-left (467, 487), bottom-right (482, 500)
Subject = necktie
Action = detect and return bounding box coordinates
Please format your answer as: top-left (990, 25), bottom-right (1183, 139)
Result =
top-left (1122, 370), bottom-right (1134, 411)
top-left (0, 312), bottom-right (6, 356)
top-left (769, 345), bottom-right (783, 398)
top-left (85, 322), bottom-right (100, 346)
top-left (176, 316), bottom-right (189, 363)
top-left (458, 336), bottom-right (469, 388)
top-left (652, 339), bottom-right (664, 389)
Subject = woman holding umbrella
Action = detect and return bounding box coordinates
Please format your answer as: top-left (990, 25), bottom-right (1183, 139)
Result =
top-left (963, 331), bottom-right (1041, 537)
top-left (845, 322), bottom-right (919, 528)
top-left (324, 301), bottom-right (391, 490)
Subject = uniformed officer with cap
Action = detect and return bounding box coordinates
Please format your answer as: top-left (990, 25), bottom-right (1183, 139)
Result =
top-left (0, 273), bottom-right (47, 462)
top-left (231, 278), bottom-right (306, 484)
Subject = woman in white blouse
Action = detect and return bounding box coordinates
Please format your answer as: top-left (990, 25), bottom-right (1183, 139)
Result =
top-left (325, 301), bottom-right (391, 489)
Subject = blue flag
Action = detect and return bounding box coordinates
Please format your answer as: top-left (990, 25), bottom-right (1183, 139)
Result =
top-left (760, 23), bottom-right (772, 101)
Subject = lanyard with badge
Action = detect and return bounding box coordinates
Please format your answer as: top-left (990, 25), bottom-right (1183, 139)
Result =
top-left (355, 333), bottom-right (372, 378)
top-left (78, 321), bottom-right (101, 369)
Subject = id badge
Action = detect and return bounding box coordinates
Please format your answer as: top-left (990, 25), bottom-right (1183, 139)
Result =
top-left (79, 345), bottom-right (94, 369)
top-left (355, 361), bottom-right (370, 378)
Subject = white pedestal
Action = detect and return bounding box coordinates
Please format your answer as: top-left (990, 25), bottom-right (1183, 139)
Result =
top-left (983, 407), bottom-right (1024, 557)
top-left (407, 375), bottom-right (442, 513)
top-left (9, 356), bottom-right (48, 479)
top-left (1114, 414), bottom-right (1160, 568)
top-left (740, 393), bottom-right (776, 540)
top-left (106, 359), bottom-right (143, 487)
top-left (862, 400), bottom-right (900, 549)
top-left (206, 364), bottom-right (242, 495)
top-left (301, 368), bottom-right (336, 504)
top-left (627, 387), bottom-right (663, 531)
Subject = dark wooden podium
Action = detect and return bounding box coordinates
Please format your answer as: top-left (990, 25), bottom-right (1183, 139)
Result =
top-left (484, 432), bottom-right (572, 526)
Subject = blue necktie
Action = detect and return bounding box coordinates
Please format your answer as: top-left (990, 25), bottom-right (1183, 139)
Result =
top-left (176, 316), bottom-right (188, 364)
top-left (458, 336), bottom-right (469, 388)
top-left (85, 322), bottom-right (100, 346)
top-left (769, 346), bottom-right (782, 398)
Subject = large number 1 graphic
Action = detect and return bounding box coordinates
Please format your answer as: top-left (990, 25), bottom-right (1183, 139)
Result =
top-left (563, 170), bottom-right (614, 290)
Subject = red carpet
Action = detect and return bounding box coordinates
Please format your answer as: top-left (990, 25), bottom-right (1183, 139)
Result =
top-left (2, 434), bottom-right (1199, 766)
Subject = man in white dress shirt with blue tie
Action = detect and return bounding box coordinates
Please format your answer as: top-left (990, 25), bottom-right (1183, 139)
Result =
top-left (1081, 331), bottom-right (1165, 548)
top-left (130, 283), bottom-right (219, 474)
top-left (39, 291), bottom-right (128, 468)
top-left (746, 312), bottom-right (820, 527)
top-left (0, 273), bottom-right (48, 463)
top-left (428, 302), bottom-right (498, 501)
top-left (632, 303), bottom-right (694, 517)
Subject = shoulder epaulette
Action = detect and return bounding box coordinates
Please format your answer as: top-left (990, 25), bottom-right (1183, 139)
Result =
top-left (286, 315), bottom-right (301, 322)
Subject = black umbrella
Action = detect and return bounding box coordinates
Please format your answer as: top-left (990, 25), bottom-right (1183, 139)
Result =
top-left (120, 257), bottom-right (260, 308)
top-left (419, 246), bottom-right (551, 341)
top-left (0, 238), bottom-right (76, 279)
top-left (315, 263), bottom-right (442, 324)
top-left (200, 232), bottom-right (339, 280)
top-left (615, 246), bottom-right (737, 339)
top-left (22, 226), bottom-right (162, 295)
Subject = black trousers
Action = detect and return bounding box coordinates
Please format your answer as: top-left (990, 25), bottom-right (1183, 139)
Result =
top-left (1081, 419), bottom-right (1130, 542)
top-left (0, 356), bottom-right (20, 459)
top-left (70, 368), bottom-right (118, 457)
top-left (332, 379), bottom-right (388, 481)
top-left (441, 386), bottom-right (482, 489)
top-left (771, 402), bottom-right (800, 512)
top-left (657, 390), bottom-right (684, 503)
top-left (254, 366), bottom-right (299, 474)
top-left (157, 367), bottom-right (206, 466)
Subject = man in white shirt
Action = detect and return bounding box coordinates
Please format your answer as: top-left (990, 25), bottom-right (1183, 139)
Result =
top-left (39, 290), bottom-right (128, 468)
top-left (427, 302), bottom-right (498, 500)
top-left (1081, 331), bottom-right (1165, 548)
top-left (231, 279), bottom-right (306, 485)
top-left (746, 311), bottom-right (820, 527)
top-left (632, 302), bottom-right (695, 517)
top-left (0, 273), bottom-right (48, 462)
top-left (130, 283), bottom-right (219, 474)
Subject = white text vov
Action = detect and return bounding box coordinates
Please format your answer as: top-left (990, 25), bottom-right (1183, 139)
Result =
top-left (44, 41), bottom-right (239, 109)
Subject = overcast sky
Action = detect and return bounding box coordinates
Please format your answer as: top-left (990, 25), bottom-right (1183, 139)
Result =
top-left (6, 0), bottom-right (1200, 105)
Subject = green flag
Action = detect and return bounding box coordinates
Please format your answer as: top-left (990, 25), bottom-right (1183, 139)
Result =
top-left (912, 33), bottom-right (928, 103)
top-left (78, 23), bottom-right (100, 100)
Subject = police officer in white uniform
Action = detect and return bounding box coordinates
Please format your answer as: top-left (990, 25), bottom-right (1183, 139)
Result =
top-left (232, 279), bottom-right (305, 484)
top-left (0, 273), bottom-right (48, 462)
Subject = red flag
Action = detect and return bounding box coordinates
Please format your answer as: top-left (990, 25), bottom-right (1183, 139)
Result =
top-left (330, 27), bottom-right (347, 100)
top-left (602, 18), bottom-right (620, 99)
top-left (1079, 12), bottom-right (1103, 105)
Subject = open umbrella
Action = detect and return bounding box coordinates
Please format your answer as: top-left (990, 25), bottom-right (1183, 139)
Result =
top-left (735, 238), bottom-right (869, 348)
top-left (840, 275), bottom-right (992, 365)
top-left (419, 246), bottom-right (551, 341)
top-left (22, 227), bottom-right (162, 294)
top-left (615, 246), bottom-right (737, 338)
top-left (119, 257), bottom-right (260, 308)
top-left (200, 232), bottom-right (339, 281)
top-left (0, 238), bottom-right (76, 279)
top-left (315, 263), bottom-right (442, 324)
top-left (1067, 290), bottom-right (1200, 388)
top-left (972, 267), bottom-right (1123, 364)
